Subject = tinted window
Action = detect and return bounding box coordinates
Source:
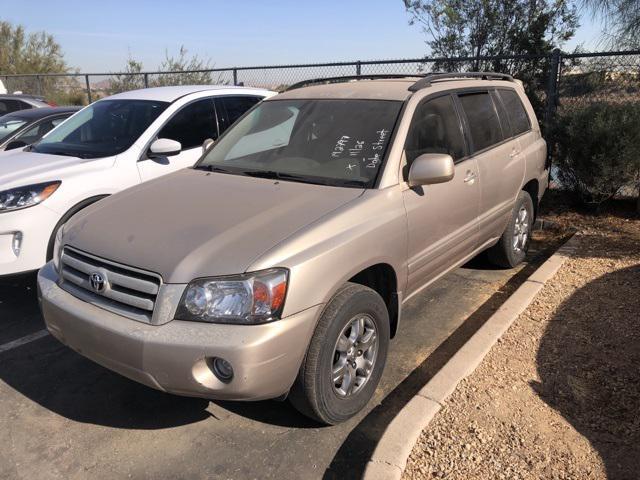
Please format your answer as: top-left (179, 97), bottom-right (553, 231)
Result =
top-left (498, 89), bottom-right (530, 135)
top-left (15, 116), bottom-right (69, 144)
top-left (219, 96), bottom-right (262, 128)
top-left (458, 92), bottom-right (504, 152)
top-left (198, 99), bottom-right (402, 188)
top-left (405, 95), bottom-right (465, 164)
top-left (0, 117), bottom-right (27, 143)
top-left (0, 99), bottom-right (23, 115)
top-left (33, 100), bottom-right (169, 158)
top-left (159, 98), bottom-right (218, 149)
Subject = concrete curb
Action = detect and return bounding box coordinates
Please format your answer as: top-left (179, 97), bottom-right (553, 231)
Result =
top-left (363, 233), bottom-right (580, 480)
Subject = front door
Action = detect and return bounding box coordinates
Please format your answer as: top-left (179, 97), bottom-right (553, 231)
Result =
top-left (402, 94), bottom-right (480, 298)
top-left (138, 97), bottom-right (219, 182)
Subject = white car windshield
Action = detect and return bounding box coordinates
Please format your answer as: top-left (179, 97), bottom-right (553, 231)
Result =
top-left (32, 99), bottom-right (169, 159)
top-left (196, 99), bottom-right (402, 188)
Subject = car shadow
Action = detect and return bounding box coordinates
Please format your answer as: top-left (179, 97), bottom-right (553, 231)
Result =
top-left (323, 233), bottom-right (570, 478)
top-left (0, 274), bottom-right (214, 430)
top-left (0, 335), bottom-right (214, 429)
top-left (533, 263), bottom-right (640, 479)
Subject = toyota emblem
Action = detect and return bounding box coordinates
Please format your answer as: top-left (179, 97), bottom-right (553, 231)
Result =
top-left (89, 272), bottom-right (107, 293)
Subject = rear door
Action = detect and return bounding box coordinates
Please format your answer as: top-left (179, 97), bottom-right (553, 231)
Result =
top-left (137, 97), bottom-right (220, 182)
top-left (456, 90), bottom-right (524, 242)
top-left (402, 93), bottom-right (480, 296)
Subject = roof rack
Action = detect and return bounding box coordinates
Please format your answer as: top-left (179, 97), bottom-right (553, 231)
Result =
top-left (408, 72), bottom-right (514, 91)
top-left (284, 71), bottom-right (514, 93)
top-left (285, 74), bottom-right (423, 92)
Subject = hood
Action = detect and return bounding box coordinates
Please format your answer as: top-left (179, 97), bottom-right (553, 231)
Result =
top-left (64, 168), bottom-right (364, 283)
top-left (0, 150), bottom-right (91, 189)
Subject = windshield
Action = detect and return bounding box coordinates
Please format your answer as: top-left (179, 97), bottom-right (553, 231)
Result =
top-left (32, 99), bottom-right (169, 159)
top-left (196, 99), bottom-right (402, 188)
top-left (0, 117), bottom-right (27, 143)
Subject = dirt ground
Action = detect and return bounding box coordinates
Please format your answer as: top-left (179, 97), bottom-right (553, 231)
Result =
top-left (403, 195), bottom-right (640, 480)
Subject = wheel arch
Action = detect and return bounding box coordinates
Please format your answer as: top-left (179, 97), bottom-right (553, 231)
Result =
top-left (46, 194), bottom-right (110, 260)
top-left (521, 178), bottom-right (539, 220)
top-left (347, 262), bottom-right (401, 339)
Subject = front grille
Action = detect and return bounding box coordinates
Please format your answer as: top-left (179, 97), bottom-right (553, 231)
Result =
top-left (59, 247), bottom-right (162, 323)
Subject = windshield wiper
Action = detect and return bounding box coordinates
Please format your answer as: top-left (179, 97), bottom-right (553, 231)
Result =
top-left (194, 165), bottom-right (248, 175)
top-left (241, 169), bottom-right (367, 188)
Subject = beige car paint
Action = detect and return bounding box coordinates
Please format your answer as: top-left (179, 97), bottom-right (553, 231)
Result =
top-left (38, 77), bottom-right (548, 401)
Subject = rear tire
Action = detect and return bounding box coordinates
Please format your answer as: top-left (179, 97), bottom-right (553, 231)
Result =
top-left (289, 282), bottom-right (389, 425)
top-left (487, 190), bottom-right (534, 268)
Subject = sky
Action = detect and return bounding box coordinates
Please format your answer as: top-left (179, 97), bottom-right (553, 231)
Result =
top-left (1, 0), bottom-right (603, 73)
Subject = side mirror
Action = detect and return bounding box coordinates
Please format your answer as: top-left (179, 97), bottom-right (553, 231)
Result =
top-left (202, 138), bottom-right (215, 152)
top-left (5, 140), bottom-right (28, 151)
top-left (407, 153), bottom-right (455, 187)
top-left (149, 138), bottom-right (181, 158)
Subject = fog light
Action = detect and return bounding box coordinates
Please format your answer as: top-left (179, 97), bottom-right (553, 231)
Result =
top-left (211, 357), bottom-right (234, 383)
top-left (12, 232), bottom-right (22, 257)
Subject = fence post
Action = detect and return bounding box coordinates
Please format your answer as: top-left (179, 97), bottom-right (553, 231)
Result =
top-left (144, 73), bottom-right (149, 88)
top-left (544, 48), bottom-right (561, 132)
top-left (36, 75), bottom-right (42, 96)
top-left (233, 68), bottom-right (238, 86)
top-left (85, 75), bottom-right (92, 103)
top-left (356, 61), bottom-right (362, 76)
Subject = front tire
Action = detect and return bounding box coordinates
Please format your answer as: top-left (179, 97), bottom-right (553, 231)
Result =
top-left (289, 282), bottom-right (390, 425)
top-left (487, 190), bottom-right (534, 268)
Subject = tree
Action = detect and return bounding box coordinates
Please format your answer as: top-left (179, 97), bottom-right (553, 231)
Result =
top-left (581, 0), bottom-right (640, 47)
top-left (109, 56), bottom-right (145, 94)
top-left (403, 0), bottom-right (579, 64)
top-left (153, 46), bottom-right (217, 86)
top-left (402, 0), bottom-right (579, 117)
top-left (0, 21), bottom-right (68, 95)
top-left (109, 46), bottom-right (228, 94)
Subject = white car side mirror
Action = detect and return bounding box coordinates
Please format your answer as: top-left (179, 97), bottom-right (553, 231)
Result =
top-left (149, 138), bottom-right (182, 158)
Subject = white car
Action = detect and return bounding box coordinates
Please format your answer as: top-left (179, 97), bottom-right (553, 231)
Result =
top-left (0, 85), bottom-right (275, 276)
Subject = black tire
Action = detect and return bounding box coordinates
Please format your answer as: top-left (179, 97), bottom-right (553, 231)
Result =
top-left (289, 282), bottom-right (390, 425)
top-left (487, 190), bottom-right (534, 268)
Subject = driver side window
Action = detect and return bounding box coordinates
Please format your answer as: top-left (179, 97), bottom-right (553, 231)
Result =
top-left (159, 98), bottom-right (218, 149)
top-left (405, 95), bottom-right (466, 165)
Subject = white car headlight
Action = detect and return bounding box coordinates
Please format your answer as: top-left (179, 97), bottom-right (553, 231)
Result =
top-left (0, 181), bottom-right (61, 213)
top-left (175, 269), bottom-right (288, 324)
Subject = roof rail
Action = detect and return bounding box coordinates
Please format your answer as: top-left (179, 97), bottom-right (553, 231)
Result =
top-left (285, 74), bottom-right (424, 92)
top-left (409, 72), bottom-right (514, 91)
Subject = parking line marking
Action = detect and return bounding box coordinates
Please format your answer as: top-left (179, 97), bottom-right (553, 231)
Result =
top-left (0, 330), bottom-right (49, 354)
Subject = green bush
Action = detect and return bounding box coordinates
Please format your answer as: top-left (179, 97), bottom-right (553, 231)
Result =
top-left (552, 102), bottom-right (640, 208)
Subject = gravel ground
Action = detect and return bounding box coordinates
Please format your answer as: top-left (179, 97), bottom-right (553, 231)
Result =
top-left (403, 204), bottom-right (640, 480)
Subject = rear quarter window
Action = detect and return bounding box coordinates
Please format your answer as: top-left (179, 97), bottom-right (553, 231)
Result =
top-left (458, 92), bottom-right (504, 152)
top-left (498, 89), bottom-right (531, 135)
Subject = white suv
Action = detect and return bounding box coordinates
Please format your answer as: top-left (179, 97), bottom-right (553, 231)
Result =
top-left (0, 85), bottom-right (275, 276)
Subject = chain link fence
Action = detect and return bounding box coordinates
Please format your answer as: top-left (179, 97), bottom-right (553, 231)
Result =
top-left (2, 49), bottom-right (637, 119)
top-left (2, 50), bottom-right (639, 204)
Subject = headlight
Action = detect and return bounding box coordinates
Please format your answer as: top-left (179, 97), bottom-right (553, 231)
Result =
top-left (175, 269), bottom-right (288, 324)
top-left (0, 181), bottom-right (61, 213)
top-left (52, 225), bottom-right (64, 273)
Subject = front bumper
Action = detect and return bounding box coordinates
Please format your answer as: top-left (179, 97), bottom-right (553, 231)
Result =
top-left (0, 205), bottom-right (60, 276)
top-left (38, 262), bottom-right (322, 401)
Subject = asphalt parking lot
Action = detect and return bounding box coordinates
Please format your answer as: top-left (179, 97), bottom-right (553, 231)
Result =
top-left (0, 234), bottom-right (561, 480)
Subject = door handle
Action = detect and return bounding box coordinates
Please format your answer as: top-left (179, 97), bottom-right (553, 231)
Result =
top-left (509, 150), bottom-right (521, 158)
top-left (464, 171), bottom-right (477, 184)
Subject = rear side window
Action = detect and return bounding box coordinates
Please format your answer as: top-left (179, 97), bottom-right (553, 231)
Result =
top-left (218, 96), bottom-right (262, 130)
top-left (405, 95), bottom-right (466, 163)
top-left (0, 99), bottom-right (23, 115)
top-left (458, 92), bottom-right (504, 152)
top-left (498, 89), bottom-right (531, 135)
top-left (15, 116), bottom-right (68, 144)
top-left (159, 98), bottom-right (218, 149)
